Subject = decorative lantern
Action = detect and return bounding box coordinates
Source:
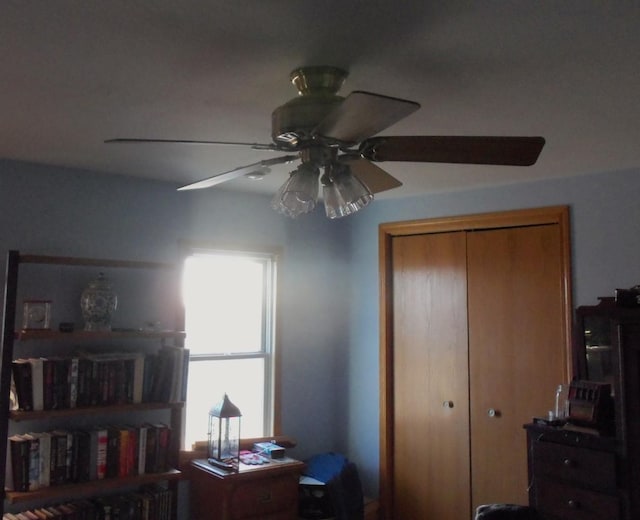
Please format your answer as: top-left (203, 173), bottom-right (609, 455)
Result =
top-left (208, 393), bottom-right (242, 471)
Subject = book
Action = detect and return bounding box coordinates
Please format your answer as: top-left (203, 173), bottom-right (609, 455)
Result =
top-left (49, 430), bottom-right (68, 485)
top-left (4, 438), bottom-right (13, 492)
top-left (127, 426), bottom-right (139, 477)
top-left (131, 355), bottom-right (145, 404)
top-left (137, 425), bottom-right (148, 475)
top-left (143, 424), bottom-right (157, 474)
top-left (167, 346), bottom-right (183, 403)
top-left (9, 373), bottom-right (19, 411)
top-left (27, 358), bottom-right (44, 411)
top-left (9, 434), bottom-right (30, 492)
top-left (67, 357), bottom-right (79, 408)
top-left (55, 504), bottom-right (76, 519)
top-left (34, 431), bottom-right (52, 488)
top-left (141, 354), bottom-right (158, 403)
top-left (105, 426), bottom-right (120, 479)
top-left (179, 348), bottom-right (190, 402)
top-left (42, 358), bottom-right (70, 410)
top-left (160, 345), bottom-right (189, 403)
top-left (149, 350), bottom-right (173, 403)
top-left (157, 424), bottom-right (171, 472)
top-left (117, 426), bottom-right (130, 478)
top-left (75, 358), bottom-right (91, 407)
top-left (11, 359), bottom-right (33, 411)
top-left (41, 507), bottom-right (64, 519)
top-left (71, 500), bottom-right (96, 520)
top-left (21, 433), bottom-right (40, 491)
top-left (71, 429), bottom-right (91, 482)
top-left (89, 426), bottom-right (108, 480)
top-left (52, 358), bottom-right (71, 410)
top-left (42, 358), bottom-right (56, 410)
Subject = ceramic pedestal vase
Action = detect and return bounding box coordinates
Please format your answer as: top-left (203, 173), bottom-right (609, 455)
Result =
top-left (80, 272), bottom-right (118, 331)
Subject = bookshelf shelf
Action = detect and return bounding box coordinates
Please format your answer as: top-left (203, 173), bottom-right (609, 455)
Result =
top-left (4, 469), bottom-right (183, 504)
top-left (15, 329), bottom-right (186, 342)
top-left (19, 254), bottom-right (175, 270)
top-left (9, 401), bottom-right (184, 422)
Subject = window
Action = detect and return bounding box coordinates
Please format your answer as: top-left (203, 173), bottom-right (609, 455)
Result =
top-left (182, 248), bottom-right (278, 450)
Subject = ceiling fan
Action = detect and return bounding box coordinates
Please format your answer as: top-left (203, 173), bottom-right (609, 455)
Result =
top-left (106, 66), bottom-right (545, 219)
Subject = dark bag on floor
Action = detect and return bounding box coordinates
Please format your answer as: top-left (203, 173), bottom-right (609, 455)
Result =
top-left (326, 462), bottom-right (364, 520)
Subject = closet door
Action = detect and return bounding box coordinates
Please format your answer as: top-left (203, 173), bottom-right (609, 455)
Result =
top-left (392, 231), bottom-right (470, 519)
top-left (467, 224), bottom-right (567, 508)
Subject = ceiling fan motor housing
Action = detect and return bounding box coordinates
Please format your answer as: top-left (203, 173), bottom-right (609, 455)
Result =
top-left (271, 66), bottom-right (348, 148)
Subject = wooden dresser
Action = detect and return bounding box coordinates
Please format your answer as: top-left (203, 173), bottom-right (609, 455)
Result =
top-left (187, 458), bottom-right (305, 520)
top-left (525, 423), bottom-right (620, 520)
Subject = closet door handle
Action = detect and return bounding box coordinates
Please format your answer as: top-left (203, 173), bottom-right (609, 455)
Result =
top-left (487, 408), bottom-right (501, 417)
top-left (443, 401), bottom-right (454, 409)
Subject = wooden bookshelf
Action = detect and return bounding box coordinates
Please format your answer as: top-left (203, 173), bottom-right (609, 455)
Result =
top-left (0, 250), bottom-right (187, 517)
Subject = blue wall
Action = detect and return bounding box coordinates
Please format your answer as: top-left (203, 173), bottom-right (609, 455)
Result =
top-left (3, 159), bottom-right (640, 499)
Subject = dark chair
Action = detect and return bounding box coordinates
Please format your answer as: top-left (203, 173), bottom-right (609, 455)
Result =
top-left (474, 504), bottom-right (539, 519)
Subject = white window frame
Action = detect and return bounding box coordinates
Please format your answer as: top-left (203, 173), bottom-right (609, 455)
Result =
top-left (182, 246), bottom-right (279, 448)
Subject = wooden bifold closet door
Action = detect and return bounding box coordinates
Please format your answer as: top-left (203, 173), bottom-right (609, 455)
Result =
top-left (382, 207), bottom-right (572, 520)
top-left (392, 231), bottom-right (470, 519)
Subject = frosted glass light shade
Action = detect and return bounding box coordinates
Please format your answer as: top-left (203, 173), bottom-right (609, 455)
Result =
top-left (323, 164), bottom-right (373, 219)
top-left (270, 162), bottom-right (319, 218)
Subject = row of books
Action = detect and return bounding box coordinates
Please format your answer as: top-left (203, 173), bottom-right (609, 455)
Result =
top-left (11, 346), bottom-right (189, 412)
top-left (6, 423), bottom-right (171, 493)
top-left (2, 484), bottom-right (174, 520)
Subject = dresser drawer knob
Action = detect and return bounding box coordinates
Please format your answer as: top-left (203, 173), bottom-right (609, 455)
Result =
top-left (563, 458), bottom-right (573, 467)
top-left (567, 499), bottom-right (580, 509)
top-left (487, 408), bottom-right (501, 417)
top-left (443, 401), bottom-right (454, 409)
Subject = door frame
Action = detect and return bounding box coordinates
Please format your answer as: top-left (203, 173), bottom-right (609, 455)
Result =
top-left (378, 205), bottom-right (573, 519)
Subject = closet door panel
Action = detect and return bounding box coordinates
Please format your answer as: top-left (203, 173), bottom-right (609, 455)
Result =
top-left (467, 225), bottom-right (567, 508)
top-left (392, 232), bottom-right (470, 519)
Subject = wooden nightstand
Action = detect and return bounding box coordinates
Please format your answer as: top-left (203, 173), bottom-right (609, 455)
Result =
top-left (187, 458), bottom-right (305, 520)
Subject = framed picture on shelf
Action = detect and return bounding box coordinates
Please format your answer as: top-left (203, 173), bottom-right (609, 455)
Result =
top-left (22, 300), bottom-right (52, 330)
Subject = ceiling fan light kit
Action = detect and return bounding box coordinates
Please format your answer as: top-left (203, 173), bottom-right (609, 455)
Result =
top-left (106, 65), bottom-right (546, 220)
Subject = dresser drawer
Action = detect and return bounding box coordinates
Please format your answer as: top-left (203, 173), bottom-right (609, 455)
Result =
top-left (229, 473), bottom-right (298, 519)
top-left (531, 440), bottom-right (617, 490)
top-left (535, 479), bottom-right (619, 520)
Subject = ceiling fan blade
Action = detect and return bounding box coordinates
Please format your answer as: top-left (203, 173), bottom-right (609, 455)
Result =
top-left (177, 155), bottom-right (298, 191)
top-left (105, 138), bottom-right (279, 151)
top-left (360, 136), bottom-right (545, 166)
top-left (341, 156), bottom-right (403, 194)
top-left (314, 91), bottom-right (420, 145)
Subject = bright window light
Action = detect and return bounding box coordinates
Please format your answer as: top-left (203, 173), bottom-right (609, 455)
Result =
top-left (182, 250), bottom-right (276, 450)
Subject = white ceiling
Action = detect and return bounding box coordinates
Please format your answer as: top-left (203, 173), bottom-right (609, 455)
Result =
top-left (2, 1), bottom-right (639, 200)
